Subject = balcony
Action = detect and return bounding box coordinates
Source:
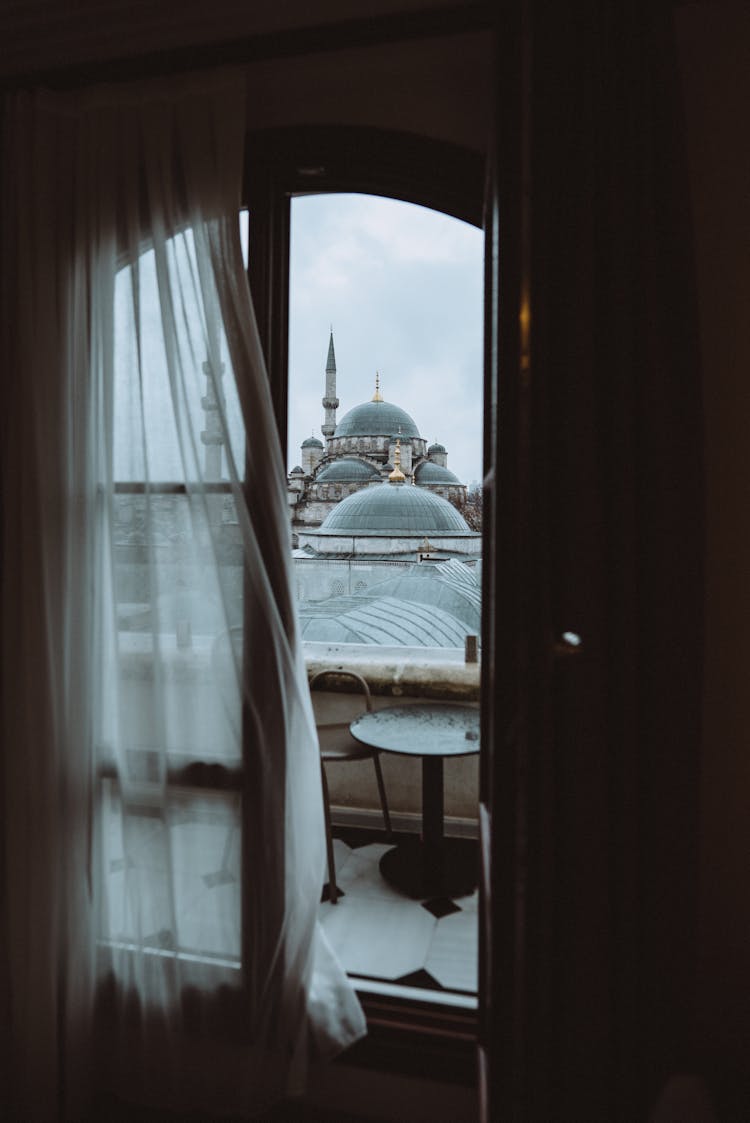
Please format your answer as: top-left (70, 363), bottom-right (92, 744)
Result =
top-left (110, 632), bottom-right (479, 1001)
top-left (307, 641), bottom-right (479, 1001)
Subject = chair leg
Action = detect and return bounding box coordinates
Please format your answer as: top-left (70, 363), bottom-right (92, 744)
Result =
top-left (372, 752), bottom-right (392, 839)
top-left (320, 762), bottom-right (338, 904)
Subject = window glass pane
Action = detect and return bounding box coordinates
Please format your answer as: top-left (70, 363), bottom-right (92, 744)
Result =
top-left (114, 231), bottom-right (245, 482)
top-left (112, 230), bottom-right (246, 771)
top-left (290, 194), bottom-right (483, 999)
top-left (103, 226), bottom-right (249, 966)
top-left (102, 779), bottom-right (241, 964)
top-left (288, 194), bottom-right (483, 651)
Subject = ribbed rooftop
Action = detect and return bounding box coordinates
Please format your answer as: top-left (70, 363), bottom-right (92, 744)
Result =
top-left (297, 559), bottom-right (481, 647)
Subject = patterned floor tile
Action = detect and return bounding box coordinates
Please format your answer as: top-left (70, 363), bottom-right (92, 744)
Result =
top-left (393, 967), bottom-right (444, 990)
top-left (320, 883), bottom-right (345, 903)
top-left (335, 844), bottom-right (414, 904)
top-left (102, 815), bottom-right (477, 994)
top-left (453, 888), bottom-right (479, 913)
top-left (319, 893), bottom-right (436, 980)
top-left (425, 909), bottom-right (479, 992)
top-left (421, 896), bottom-right (461, 919)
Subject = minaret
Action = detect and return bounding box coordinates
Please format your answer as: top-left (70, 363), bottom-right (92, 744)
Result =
top-left (321, 329), bottom-right (339, 442)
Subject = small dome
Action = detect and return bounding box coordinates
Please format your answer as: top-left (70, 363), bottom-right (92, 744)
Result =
top-left (315, 458), bottom-right (380, 483)
top-left (335, 399), bottom-right (421, 440)
top-left (428, 442), bottom-right (447, 455)
top-left (302, 435), bottom-right (324, 449)
top-left (290, 465), bottom-right (305, 475)
top-left (415, 461), bottom-right (461, 485)
top-left (317, 480), bottom-right (472, 536)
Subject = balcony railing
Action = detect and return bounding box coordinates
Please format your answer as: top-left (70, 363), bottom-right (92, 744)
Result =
top-left (115, 631), bottom-right (479, 828)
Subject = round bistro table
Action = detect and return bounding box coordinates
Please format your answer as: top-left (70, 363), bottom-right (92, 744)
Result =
top-left (350, 701), bottom-right (479, 899)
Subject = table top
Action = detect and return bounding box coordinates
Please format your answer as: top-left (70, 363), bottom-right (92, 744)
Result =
top-left (350, 702), bottom-right (480, 758)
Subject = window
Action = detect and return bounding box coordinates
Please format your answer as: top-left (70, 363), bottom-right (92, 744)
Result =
top-left (105, 227), bottom-right (248, 972)
top-left (245, 127), bottom-right (486, 1058)
top-left (288, 192), bottom-right (484, 652)
top-left (106, 125), bottom-right (487, 1068)
top-left (288, 192), bottom-right (483, 998)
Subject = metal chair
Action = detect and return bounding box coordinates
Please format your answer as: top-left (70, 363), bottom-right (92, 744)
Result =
top-left (309, 669), bottom-right (392, 904)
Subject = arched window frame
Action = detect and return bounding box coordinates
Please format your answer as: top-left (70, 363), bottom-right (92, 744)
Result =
top-left (243, 125), bottom-right (487, 1077)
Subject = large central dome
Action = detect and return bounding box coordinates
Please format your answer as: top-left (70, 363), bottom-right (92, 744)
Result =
top-left (316, 480), bottom-right (472, 536)
top-left (334, 399), bottom-right (421, 439)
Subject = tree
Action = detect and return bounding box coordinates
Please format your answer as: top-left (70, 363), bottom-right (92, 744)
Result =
top-left (450, 486), bottom-right (483, 532)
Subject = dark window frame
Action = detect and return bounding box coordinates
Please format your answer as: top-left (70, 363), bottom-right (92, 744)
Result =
top-left (101, 125), bottom-right (486, 1083)
top-left (244, 124), bottom-right (486, 1078)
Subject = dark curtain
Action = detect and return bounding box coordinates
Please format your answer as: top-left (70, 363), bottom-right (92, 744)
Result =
top-left (519, 2), bottom-right (704, 1118)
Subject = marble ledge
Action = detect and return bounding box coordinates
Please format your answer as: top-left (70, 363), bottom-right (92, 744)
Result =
top-left (114, 632), bottom-right (480, 699)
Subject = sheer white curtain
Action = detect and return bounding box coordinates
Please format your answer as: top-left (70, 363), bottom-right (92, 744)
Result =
top-left (1, 71), bottom-right (364, 1121)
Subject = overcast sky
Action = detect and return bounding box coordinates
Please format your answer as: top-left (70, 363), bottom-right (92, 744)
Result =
top-left (287, 194), bottom-right (484, 487)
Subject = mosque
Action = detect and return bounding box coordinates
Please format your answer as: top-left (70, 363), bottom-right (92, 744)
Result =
top-left (288, 332), bottom-right (479, 563)
top-left (288, 334), bottom-right (482, 647)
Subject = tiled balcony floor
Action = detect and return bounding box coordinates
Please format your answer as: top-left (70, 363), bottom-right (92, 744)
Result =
top-left (101, 791), bottom-right (478, 998)
top-left (320, 832), bottom-right (478, 996)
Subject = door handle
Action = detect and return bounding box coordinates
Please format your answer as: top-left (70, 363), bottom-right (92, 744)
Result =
top-left (552, 631), bottom-right (583, 659)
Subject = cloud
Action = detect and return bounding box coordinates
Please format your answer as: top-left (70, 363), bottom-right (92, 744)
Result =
top-left (354, 198), bottom-right (479, 266)
top-left (288, 194), bottom-right (484, 486)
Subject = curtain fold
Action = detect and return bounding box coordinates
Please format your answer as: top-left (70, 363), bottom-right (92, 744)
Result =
top-left (1, 70), bottom-right (365, 1122)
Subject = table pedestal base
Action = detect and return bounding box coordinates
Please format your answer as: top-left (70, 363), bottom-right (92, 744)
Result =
top-left (379, 837), bottom-right (478, 900)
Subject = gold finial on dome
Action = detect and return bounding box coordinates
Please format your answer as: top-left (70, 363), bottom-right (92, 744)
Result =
top-left (389, 438), bottom-right (406, 483)
top-left (372, 371), bottom-right (383, 402)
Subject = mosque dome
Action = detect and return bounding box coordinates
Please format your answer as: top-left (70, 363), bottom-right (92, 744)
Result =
top-left (316, 458), bottom-right (380, 483)
top-left (414, 461), bottom-right (461, 485)
top-left (334, 399), bottom-right (421, 440)
top-left (290, 465), bottom-right (305, 476)
top-left (302, 435), bottom-right (324, 448)
top-left (428, 441), bottom-right (447, 455)
top-left (317, 480), bottom-right (472, 537)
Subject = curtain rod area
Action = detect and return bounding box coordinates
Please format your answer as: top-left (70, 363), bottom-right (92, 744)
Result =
top-left (0, 2), bottom-right (492, 93)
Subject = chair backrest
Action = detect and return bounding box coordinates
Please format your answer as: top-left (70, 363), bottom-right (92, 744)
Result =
top-left (308, 670), bottom-right (373, 755)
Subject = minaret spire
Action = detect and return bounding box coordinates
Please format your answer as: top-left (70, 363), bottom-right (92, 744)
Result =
top-left (321, 329), bottom-right (339, 442)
